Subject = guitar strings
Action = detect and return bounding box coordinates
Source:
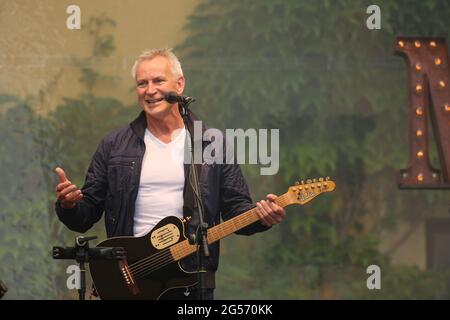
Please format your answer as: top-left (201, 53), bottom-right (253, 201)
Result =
top-left (130, 212), bottom-right (272, 279)
top-left (129, 210), bottom-right (260, 277)
top-left (129, 213), bottom-right (257, 279)
top-left (129, 198), bottom-right (290, 279)
top-left (130, 198), bottom-right (290, 279)
top-left (129, 249), bottom-right (173, 278)
top-left (128, 212), bottom-right (261, 279)
top-left (128, 195), bottom-right (290, 280)
top-left (130, 214), bottom-right (255, 280)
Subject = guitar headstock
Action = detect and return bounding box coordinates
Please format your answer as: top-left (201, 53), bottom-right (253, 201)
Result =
top-left (286, 177), bottom-right (336, 205)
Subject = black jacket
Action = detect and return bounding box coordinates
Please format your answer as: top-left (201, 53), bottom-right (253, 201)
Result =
top-left (55, 110), bottom-right (269, 282)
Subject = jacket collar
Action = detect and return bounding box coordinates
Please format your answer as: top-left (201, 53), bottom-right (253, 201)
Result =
top-left (130, 111), bottom-right (147, 140)
top-left (130, 109), bottom-right (209, 143)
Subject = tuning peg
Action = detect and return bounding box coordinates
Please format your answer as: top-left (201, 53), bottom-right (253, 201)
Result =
top-left (306, 179), bottom-right (312, 184)
top-left (295, 181), bottom-right (300, 185)
top-left (319, 177), bottom-right (324, 182)
top-left (182, 216), bottom-right (192, 223)
top-left (301, 180), bottom-right (305, 185)
top-left (326, 176), bottom-right (330, 181)
top-left (313, 178), bottom-right (317, 182)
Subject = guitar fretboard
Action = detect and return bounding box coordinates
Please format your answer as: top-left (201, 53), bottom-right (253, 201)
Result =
top-left (170, 193), bottom-right (291, 261)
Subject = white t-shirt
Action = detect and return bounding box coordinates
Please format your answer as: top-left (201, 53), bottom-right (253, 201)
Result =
top-left (133, 127), bottom-right (186, 237)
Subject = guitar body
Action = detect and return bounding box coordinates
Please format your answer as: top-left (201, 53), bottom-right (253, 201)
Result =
top-left (89, 216), bottom-right (197, 300)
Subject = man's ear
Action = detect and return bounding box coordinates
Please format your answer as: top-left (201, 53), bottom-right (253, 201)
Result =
top-left (176, 76), bottom-right (185, 94)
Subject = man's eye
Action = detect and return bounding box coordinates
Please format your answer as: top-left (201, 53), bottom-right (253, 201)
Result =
top-left (137, 82), bottom-right (147, 88)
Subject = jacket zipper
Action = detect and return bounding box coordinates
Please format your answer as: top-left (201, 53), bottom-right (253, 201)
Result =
top-left (109, 160), bottom-right (134, 167)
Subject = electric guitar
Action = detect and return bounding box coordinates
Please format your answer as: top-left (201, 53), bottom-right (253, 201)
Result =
top-left (89, 178), bottom-right (336, 299)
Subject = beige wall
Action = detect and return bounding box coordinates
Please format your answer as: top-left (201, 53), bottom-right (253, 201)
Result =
top-left (380, 220), bottom-right (427, 270)
top-left (0, 0), bottom-right (198, 112)
top-left (379, 202), bottom-right (450, 270)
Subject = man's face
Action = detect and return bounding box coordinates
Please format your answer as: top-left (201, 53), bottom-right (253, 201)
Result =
top-left (135, 56), bottom-right (185, 119)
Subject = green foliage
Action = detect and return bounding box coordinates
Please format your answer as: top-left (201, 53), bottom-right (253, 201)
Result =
top-left (44, 95), bottom-right (137, 185)
top-left (0, 100), bottom-right (57, 299)
top-left (179, 0), bottom-right (450, 298)
top-left (351, 265), bottom-right (450, 299)
top-left (0, 14), bottom-right (134, 299)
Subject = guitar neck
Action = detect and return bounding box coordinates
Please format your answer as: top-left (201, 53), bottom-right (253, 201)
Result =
top-left (207, 193), bottom-right (290, 243)
top-left (170, 193), bottom-right (291, 261)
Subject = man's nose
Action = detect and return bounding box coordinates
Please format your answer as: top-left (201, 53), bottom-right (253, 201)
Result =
top-left (144, 83), bottom-right (157, 95)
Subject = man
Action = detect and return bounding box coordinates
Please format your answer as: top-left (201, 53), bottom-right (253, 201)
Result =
top-left (55, 48), bottom-right (285, 299)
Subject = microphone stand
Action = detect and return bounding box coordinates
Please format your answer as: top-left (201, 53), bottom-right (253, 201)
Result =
top-left (52, 235), bottom-right (126, 300)
top-left (178, 99), bottom-right (210, 300)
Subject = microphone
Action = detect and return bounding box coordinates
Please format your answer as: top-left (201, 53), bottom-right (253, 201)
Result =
top-left (164, 91), bottom-right (195, 104)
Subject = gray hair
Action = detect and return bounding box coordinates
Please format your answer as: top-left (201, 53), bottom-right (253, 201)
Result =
top-left (131, 48), bottom-right (183, 80)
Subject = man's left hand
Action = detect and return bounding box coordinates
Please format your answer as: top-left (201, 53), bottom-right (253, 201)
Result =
top-left (255, 194), bottom-right (286, 227)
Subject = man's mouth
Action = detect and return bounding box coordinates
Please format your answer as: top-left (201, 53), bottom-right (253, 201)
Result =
top-left (145, 97), bottom-right (164, 105)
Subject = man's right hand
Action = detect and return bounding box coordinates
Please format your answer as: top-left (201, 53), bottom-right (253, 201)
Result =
top-left (55, 167), bottom-right (83, 209)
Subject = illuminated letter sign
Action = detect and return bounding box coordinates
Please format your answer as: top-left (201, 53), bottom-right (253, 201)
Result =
top-left (395, 37), bottom-right (450, 188)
